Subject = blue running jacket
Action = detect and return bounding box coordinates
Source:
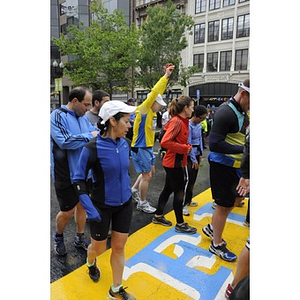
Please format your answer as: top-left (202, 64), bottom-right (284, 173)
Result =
top-left (50, 105), bottom-right (98, 185)
top-left (73, 135), bottom-right (132, 211)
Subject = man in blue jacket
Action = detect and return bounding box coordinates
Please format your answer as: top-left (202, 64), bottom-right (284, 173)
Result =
top-left (51, 86), bottom-right (99, 256)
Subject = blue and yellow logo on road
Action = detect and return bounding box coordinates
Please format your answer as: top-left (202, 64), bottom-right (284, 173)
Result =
top-left (51, 188), bottom-right (249, 299)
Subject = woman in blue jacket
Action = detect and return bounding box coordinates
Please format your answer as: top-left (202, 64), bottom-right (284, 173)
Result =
top-left (73, 101), bottom-right (136, 300)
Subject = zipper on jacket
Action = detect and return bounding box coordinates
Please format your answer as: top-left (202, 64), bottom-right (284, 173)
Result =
top-left (116, 145), bottom-right (124, 204)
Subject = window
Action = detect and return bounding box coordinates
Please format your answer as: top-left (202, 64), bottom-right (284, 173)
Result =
top-left (208, 20), bottom-right (219, 42)
top-left (60, 4), bottom-right (66, 15)
top-left (209, 0), bottom-right (220, 10)
top-left (194, 23), bottom-right (205, 44)
top-left (237, 14), bottom-right (250, 38)
top-left (235, 49), bottom-right (248, 70)
top-left (207, 52), bottom-right (218, 72)
top-left (221, 18), bottom-right (233, 40)
top-left (193, 54), bottom-right (204, 71)
top-left (239, 0), bottom-right (249, 2)
top-left (61, 23), bottom-right (68, 35)
top-left (220, 51), bottom-right (232, 71)
top-left (195, 0), bottom-right (206, 13)
top-left (223, 0), bottom-right (235, 6)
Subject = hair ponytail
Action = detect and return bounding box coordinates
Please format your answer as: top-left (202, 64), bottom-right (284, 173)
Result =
top-left (97, 118), bottom-right (108, 135)
top-left (168, 96), bottom-right (193, 117)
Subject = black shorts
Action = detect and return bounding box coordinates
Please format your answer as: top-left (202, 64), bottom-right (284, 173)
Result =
top-left (89, 198), bottom-right (133, 241)
top-left (54, 182), bottom-right (79, 212)
top-left (209, 161), bottom-right (241, 207)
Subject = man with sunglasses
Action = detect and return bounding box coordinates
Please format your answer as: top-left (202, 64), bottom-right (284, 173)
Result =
top-left (202, 79), bottom-right (250, 262)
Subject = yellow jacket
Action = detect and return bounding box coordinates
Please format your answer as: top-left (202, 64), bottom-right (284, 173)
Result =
top-left (131, 76), bottom-right (169, 147)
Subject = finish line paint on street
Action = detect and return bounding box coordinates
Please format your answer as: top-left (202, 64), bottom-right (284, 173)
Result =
top-left (51, 188), bottom-right (249, 300)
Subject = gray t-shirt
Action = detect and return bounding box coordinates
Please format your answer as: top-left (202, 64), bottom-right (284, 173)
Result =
top-left (86, 110), bottom-right (100, 127)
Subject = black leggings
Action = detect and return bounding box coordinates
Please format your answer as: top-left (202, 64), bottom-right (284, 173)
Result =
top-left (156, 166), bottom-right (188, 224)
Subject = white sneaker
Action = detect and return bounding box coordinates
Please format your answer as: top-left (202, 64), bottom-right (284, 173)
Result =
top-left (137, 201), bottom-right (156, 214)
top-left (182, 205), bottom-right (190, 216)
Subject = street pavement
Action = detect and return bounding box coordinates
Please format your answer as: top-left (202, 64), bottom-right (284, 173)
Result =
top-left (50, 140), bottom-right (211, 283)
top-left (50, 184), bottom-right (249, 299)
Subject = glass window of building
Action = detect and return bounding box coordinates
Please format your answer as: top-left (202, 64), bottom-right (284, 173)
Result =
top-left (193, 54), bottom-right (204, 71)
top-left (221, 17), bottom-right (233, 40)
top-left (207, 52), bottom-right (218, 72)
top-left (208, 20), bottom-right (219, 42)
top-left (195, 0), bottom-right (207, 13)
top-left (51, 0), bottom-right (59, 39)
top-left (209, 0), bottom-right (221, 10)
top-left (239, 0), bottom-right (249, 2)
top-left (235, 49), bottom-right (248, 70)
top-left (223, 0), bottom-right (235, 6)
top-left (220, 51), bottom-right (232, 71)
top-left (237, 14), bottom-right (250, 38)
top-left (194, 23), bottom-right (206, 44)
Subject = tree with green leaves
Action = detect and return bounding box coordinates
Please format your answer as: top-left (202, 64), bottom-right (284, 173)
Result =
top-left (136, 0), bottom-right (198, 90)
top-left (52, 1), bottom-right (139, 96)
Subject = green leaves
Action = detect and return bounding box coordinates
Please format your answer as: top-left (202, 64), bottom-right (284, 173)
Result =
top-left (52, 1), bottom-right (138, 94)
top-left (52, 0), bottom-right (197, 94)
top-left (136, 0), bottom-right (195, 89)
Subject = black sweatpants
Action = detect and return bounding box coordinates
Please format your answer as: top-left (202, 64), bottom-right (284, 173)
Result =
top-left (156, 166), bottom-right (188, 224)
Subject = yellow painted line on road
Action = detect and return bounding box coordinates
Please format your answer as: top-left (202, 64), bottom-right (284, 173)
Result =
top-left (51, 188), bottom-right (249, 299)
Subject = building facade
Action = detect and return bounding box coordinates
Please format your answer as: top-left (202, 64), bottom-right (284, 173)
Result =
top-left (134, 0), bottom-right (249, 106)
top-left (51, 0), bottom-right (249, 107)
top-left (184, 0), bottom-right (249, 106)
top-left (50, 0), bottom-right (132, 106)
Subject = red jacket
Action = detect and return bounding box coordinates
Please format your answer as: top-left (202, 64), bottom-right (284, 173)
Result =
top-left (161, 114), bottom-right (192, 168)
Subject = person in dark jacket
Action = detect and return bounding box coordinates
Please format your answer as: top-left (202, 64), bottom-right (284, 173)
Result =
top-left (202, 79), bottom-right (250, 262)
top-left (73, 101), bottom-right (137, 300)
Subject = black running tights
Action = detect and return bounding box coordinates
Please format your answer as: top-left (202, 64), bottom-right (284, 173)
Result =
top-left (156, 166), bottom-right (188, 224)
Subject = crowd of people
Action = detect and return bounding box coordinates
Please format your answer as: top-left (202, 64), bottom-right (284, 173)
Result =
top-left (50, 66), bottom-right (250, 299)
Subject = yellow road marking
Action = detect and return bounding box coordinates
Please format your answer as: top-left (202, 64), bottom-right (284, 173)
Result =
top-left (51, 188), bottom-right (249, 299)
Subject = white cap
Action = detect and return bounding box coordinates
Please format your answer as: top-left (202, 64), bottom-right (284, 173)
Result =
top-left (147, 93), bottom-right (167, 106)
top-left (99, 100), bottom-right (136, 124)
top-left (238, 82), bottom-right (250, 93)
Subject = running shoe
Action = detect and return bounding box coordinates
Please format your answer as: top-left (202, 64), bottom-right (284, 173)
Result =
top-left (53, 233), bottom-right (67, 256)
top-left (175, 223), bottom-right (197, 234)
top-left (182, 205), bottom-right (190, 216)
top-left (209, 241), bottom-right (237, 262)
top-left (74, 233), bottom-right (90, 250)
top-left (225, 283), bottom-right (233, 299)
top-left (152, 216), bottom-right (172, 227)
top-left (87, 258), bottom-right (101, 282)
top-left (108, 286), bottom-right (136, 300)
top-left (212, 201), bottom-right (217, 209)
top-left (136, 201), bottom-right (156, 214)
top-left (131, 189), bottom-right (140, 203)
top-left (188, 201), bottom-right (198, 207)
top-left (202, 224), bottom-right (227, 245)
